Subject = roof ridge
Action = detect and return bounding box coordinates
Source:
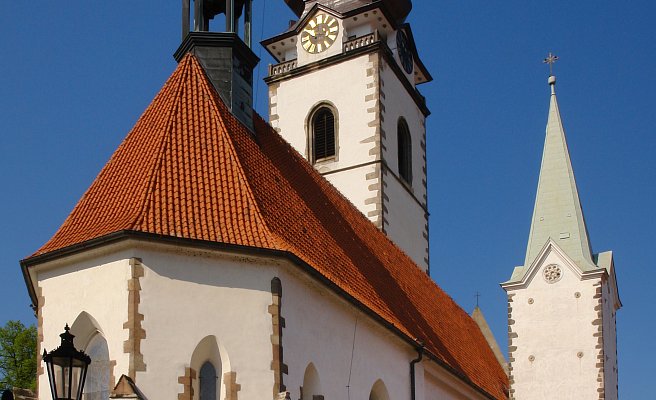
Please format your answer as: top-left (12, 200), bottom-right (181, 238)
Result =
top-left (130, 56), bottom-right (192, 231)
top-left (196, 58), bottom-right (283, 249)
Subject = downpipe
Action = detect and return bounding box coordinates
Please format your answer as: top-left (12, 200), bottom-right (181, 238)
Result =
top-left (410, 342), bottom-right (425, 400)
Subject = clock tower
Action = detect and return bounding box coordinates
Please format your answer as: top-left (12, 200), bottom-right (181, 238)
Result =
top-left (263, 0), bottom-right (432, 272)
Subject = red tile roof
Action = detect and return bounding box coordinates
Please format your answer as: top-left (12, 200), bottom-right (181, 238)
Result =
top-left (28, 54), bottom-right (508, 399)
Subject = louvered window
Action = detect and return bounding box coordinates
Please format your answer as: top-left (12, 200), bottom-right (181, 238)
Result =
top-left (398, 118), bottom-right (412, 184)
top-left (312, 107), bottom-right (336, 161)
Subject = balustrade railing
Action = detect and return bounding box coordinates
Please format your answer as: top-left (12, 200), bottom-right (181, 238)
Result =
top-left (343, 31), bottom-right (379, 52)
top-left (268, 31), bottom-right (381, 77)
top-left (269, 59), bottom-right (298, 76)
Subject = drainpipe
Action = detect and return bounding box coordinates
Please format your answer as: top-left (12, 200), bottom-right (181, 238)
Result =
top-left (410, 342), bottom-right (425, 400)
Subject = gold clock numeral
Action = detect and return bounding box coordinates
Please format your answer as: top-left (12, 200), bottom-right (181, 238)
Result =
top-left (301, 13), bottom-right (340, 54)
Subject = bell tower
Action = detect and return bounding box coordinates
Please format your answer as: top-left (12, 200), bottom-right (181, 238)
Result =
top-left (262, 0), bottom-right (433, 272)
top-left (502, 64), bottom-right (621, 399)
top-left (175, 0), bottom-right (259, 130)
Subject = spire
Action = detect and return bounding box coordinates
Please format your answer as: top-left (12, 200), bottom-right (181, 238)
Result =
top-left (524, 73), bottom-right (595, 270)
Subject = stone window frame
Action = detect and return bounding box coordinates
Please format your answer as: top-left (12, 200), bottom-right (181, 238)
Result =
top-left (306, 101), bottom-right (339, 164)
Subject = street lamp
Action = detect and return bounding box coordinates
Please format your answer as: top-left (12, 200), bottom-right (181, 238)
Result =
top-left (43, 325), bottom-right (91, 400)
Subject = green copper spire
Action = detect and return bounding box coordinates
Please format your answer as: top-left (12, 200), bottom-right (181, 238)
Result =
top-left (524, 75), bottom-right (595, 270)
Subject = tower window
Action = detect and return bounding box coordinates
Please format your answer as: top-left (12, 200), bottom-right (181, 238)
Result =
top-left (311, 106), bottom-right (336, 162)
top-left (398, 118), bottom-right (412, 184)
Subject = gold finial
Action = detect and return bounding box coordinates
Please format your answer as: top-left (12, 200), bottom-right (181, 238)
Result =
top-left (543, 52), bottom-right (559, 76)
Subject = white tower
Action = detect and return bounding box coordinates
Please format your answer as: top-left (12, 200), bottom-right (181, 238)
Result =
top-left (263, 0), bottom-right (432, 272)
top-left (502, 70), bottom-right (621, 399)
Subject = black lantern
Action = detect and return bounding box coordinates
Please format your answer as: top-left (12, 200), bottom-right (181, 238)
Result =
top-left (43, 325), bottom-right (91, 400)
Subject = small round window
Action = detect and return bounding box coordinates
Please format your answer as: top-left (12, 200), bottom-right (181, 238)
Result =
top-left (543, 264), bottom-right (563, 284)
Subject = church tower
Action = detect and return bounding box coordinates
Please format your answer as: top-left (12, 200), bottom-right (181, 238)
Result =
top-left (262, 0), bottom-right (432, 272)
top-left (502, 68), bottom-right (621, 399)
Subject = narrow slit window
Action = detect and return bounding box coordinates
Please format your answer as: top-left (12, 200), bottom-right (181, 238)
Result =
top-left (398, 118), bottom-right (412, 184)
top-left (312, 107), bottom-right (336, 161)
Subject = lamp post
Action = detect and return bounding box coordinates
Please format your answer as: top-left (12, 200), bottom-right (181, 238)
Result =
top-left (42, 325), bottom-right (91, 400)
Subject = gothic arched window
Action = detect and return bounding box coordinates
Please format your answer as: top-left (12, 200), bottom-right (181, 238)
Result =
top-left (199, 361), bottom-right (217, 400)
top-left (397, 118), bottom-right (412, 184)
top-left (369, 379), bottom-right (390, 400)
top-left (190, 336), bottom-right (222, 400)
top-left (311, 106), bottom-right (336, 162)
top-left (83, 333), bottom-right (111, 400)
top-left (302, 363), bottom-right (323, 399)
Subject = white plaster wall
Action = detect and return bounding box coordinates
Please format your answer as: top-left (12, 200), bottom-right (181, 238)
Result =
top-left (279, 265), bottom-right (484, 400)
top-left (36, 249), bottom-right (133, 399)
top-left (423, 366), bottom-right (489, 400)
top-left (379, 58), bottom-right (426, 201)
top-left (322, 163), bottom-right (379, 218)
top-left (602, 279), bottom-right (619, 399)
top-left (271, 53), bottom-right (377, 170)
top-left (379, 57), bottom-right (428, 271)
top-left (343, 20), bottom-right (377, 39)
top-left (508, 248), bottom-right (602, 399)
top-left (280, 265), bottom-right (411, 400)
top-left (383, 176), bottom-right (428, 270)
top-left (135, 245), bottom-right (277, 399)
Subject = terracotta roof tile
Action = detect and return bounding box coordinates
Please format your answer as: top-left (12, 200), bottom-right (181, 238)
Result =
top-left (29, 54), bottom-right (508, 399)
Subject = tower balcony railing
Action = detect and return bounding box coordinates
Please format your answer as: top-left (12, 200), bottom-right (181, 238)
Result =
top-left (268, 31), bottom-right (381, 78)
top-left (343, 30), bottom-right (379, 52)
top-left (269, 59), bottom-right (298, 77)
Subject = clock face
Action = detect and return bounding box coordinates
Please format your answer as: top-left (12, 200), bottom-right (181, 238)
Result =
top-left (301, 13), bottom-right (339, 54)
top-left (396, 30), bottom-right (414, 74)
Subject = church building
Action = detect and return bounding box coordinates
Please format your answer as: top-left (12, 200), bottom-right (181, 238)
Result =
top-left (18, 1), bottom-right (619, 400)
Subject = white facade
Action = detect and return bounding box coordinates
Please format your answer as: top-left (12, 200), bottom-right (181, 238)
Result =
top-left (267, 6), bottom-right (430, 271)
top-left (32, 239), bottom-right (492, 400)
top-left (503, 242), bottom-right (619, 399)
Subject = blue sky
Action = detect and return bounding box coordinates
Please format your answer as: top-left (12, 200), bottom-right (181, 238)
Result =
top-left (1, 1), bottom-right (654, 397)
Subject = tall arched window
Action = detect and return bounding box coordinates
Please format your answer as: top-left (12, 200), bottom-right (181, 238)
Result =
top-left (70, 312), bottom-right (111, 400)
top-left (302, 363), bottom-right (323, 400)
top-left (83, 333), bottom-right (111, 400)
top-left (199, 361), bottom-right (217, 400)
top-left (190, 336), bottom-right (223, 400)
top-left (369, 379), bottom-right (390, 400)
top-left (398, 118), bottom-right (412, 184)
top-left (311, 106), bottom-right (336, 162)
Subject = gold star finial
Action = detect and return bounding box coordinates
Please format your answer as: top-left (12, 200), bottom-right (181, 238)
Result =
top-left (543, 52), bottom-right (559, 76)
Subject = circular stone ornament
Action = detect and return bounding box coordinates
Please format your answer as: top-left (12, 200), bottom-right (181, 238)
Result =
top-left (543, 264), bottom-right (563, 283)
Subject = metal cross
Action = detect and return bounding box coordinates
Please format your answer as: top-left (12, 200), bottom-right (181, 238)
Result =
top-left (475, 291), bottom-right (481, 308)
top-left (543, 52), bottom-right (559, 76)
